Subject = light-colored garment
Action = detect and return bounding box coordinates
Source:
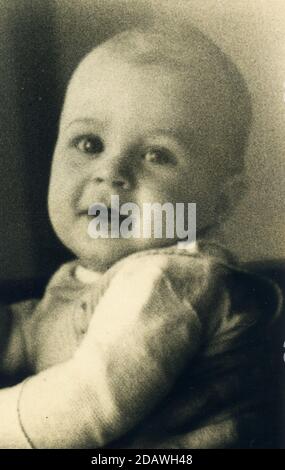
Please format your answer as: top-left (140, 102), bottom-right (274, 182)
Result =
top-left (0, 241), bottom-right (282, 448)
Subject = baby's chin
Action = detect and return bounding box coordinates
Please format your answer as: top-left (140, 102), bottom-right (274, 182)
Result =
top-left (66, 236), bottom-right (177, 272)
top-left (77, 242), bottom-right (137, 272)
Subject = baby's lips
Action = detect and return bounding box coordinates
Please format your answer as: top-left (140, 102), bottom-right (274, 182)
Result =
top-left (88, 203), bottom-right (108, 218)
top-left (83, 203), bottom-right (130, 222)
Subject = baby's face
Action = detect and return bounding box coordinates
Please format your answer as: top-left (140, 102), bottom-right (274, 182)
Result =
top-left (49, 53), bottom-right (229, 271)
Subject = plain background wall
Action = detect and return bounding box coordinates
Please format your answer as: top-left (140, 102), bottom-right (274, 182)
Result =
top-left (0, 0), bottom-right (284, 280)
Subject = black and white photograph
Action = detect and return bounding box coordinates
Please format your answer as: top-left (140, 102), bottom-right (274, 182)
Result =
top-left (0, 0), bottom-right (284, 457)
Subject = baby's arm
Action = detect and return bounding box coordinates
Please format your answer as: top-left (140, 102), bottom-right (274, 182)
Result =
top-left (0, 252), bottom-right (204, 448)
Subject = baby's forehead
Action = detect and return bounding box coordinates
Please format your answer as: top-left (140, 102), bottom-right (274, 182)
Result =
top-left (69, 28), bottom-right (231, 88)
top-left (65, 25), bottom-right (249, 130)
top-left (64, 40), bottom-right (234, 126)
top-left (64, 46), bottom-right (234, 143)
top-left (61, 28), bottom-right (251, 174)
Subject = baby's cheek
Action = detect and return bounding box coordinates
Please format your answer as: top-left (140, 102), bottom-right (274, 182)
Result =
top-left (48, 167), bottom-right (79, 239)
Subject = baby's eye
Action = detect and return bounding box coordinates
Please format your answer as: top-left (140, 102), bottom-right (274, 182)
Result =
top-left (73, 135), bottom-right (104, 155)
top-left (143, 148), bottom-right (172, 165)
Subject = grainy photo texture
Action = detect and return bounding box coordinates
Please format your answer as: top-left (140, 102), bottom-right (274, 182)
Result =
top-left (0, 0), bottom-right (284, 450)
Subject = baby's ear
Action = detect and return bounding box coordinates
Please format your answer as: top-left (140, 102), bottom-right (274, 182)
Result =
top-left (216, 173), bottom-right (249, 224)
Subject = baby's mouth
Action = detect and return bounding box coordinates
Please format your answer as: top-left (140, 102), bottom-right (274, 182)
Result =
top-left (92, 206), bottom-right (130, 227)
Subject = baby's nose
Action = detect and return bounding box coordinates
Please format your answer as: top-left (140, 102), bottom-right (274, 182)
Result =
top-left (92, 155), bottom-right (134, 190)
top-left (94, 175), bottom-right (129, 189)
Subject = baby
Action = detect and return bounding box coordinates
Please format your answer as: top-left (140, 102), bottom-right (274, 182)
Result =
top-left (0, 25), bottom-right (281, 448)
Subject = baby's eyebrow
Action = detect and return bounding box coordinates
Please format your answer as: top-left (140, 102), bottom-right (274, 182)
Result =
top-left (149, 127), bottom-right (183, 138)
top-left (147, 127), bottom-right (194, 146)
top-left (63, 118), bottom-right (105, 131)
